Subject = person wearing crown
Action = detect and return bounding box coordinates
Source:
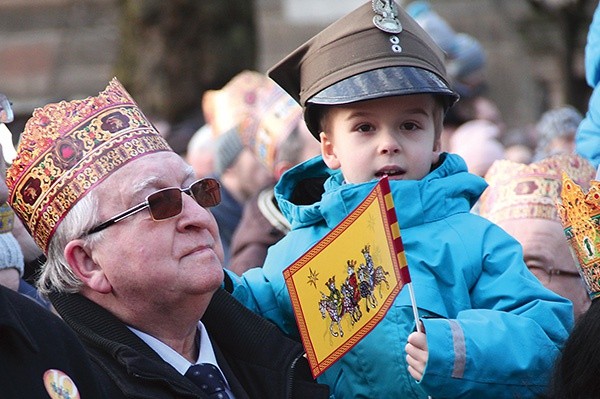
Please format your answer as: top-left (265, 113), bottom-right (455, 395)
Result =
top-left (0, 105), bottom-right (104, 398)
top-left (479, 154), bottom-right (596, 321)
top-left (6, 79), bottom-right (329, 398)
top-left (547, 172), bottom-right (600, 397)
top-left (225, 1), bottom-right (573, 398)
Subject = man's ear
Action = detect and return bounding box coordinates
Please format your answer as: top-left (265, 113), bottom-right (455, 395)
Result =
top-left (320, 132), bottom-right (341, 170)
top-left (64, 239), bottom-right (112, 294)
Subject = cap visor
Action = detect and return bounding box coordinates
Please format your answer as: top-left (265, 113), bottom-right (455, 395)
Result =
top-left (307, 66), bottom-right (458, 105)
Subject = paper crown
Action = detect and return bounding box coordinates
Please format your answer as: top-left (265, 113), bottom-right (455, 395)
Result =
top-left (240, 84), bottom-right (303, 172)
top-left (6, 78), bottom-right (171, 252)
top-left (479, 154), bottom-right (596, 224)
top-left (203, 70), bottom-right (274, 137)
top-left (558, 174), bottom-right (600, 300)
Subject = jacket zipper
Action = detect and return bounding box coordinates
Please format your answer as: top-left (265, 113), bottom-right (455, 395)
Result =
top-left (285, 350), bottom-right (304, 399)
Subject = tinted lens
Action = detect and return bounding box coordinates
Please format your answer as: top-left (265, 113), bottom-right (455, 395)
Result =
top-left (147, 188), bottom-right (182, 220)
top-left (190, 178), bottom-right (221, 207)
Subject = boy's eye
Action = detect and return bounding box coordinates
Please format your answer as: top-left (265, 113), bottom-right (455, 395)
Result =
top-left (356, 123), bottom-right (374, 133)
top-left (401, 122), bottom-right (419, 131)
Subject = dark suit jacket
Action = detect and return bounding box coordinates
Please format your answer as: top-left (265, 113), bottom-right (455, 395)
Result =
top-left (49, 288), bottom-right (329, 399)
top-left (0, 285), bottom-right (105, 398)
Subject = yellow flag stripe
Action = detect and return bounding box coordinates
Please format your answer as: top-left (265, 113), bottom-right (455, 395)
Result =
top-left (397, 252), bottom-right (408, 268)
top-left (391, 222), bottom-right (400, 240)
top-left (385, 192), bottom-right (394, 211)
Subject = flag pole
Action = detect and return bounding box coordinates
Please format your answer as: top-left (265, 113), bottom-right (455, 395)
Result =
top-left (407, 282), bottom-right (421, 333)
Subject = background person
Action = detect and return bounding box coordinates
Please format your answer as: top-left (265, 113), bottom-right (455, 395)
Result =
top-left (228, 84), bottom-right (320, 275)
top-left (479, 154), bottom-right (595, 320)
top-left (0, 103), bottom-right (104, 398)
top-left (547, 171), bottom-right (600, 398)
top-left (533, 105), bottom-right (582, 161)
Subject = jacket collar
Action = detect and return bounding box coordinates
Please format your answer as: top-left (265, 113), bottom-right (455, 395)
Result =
top-left (0, 286), bottom-right (40, 352)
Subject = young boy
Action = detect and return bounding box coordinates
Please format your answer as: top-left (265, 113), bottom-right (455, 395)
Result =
top-left (227, 1), bottom-right (572, 398)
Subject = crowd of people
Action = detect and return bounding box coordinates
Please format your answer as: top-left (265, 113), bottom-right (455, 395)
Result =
top-left (1, 0), bottom-right (600, 398)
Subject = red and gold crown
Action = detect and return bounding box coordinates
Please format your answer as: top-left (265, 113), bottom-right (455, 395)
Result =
top-left (6, 78), bottom-right (171, 252)
top-left (558, 173), bottom-right (600, 300)
top-left (479, 154), bottom-right (596, 224)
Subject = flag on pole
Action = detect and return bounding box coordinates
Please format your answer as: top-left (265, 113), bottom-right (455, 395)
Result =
top-left (283, 176), bottom-right (413, 378)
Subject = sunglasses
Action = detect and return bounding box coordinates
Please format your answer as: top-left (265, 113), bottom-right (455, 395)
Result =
top-left (85, 178), bottom-right (221, 235)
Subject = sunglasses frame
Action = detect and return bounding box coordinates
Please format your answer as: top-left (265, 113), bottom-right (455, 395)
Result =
top-left (85, 178), bottom-right (220, 236)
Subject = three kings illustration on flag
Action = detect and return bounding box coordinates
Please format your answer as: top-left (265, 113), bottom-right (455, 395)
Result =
top-left (284, 176), bottom-right (419, 378)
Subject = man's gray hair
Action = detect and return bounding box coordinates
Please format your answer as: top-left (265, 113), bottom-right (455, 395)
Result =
top-left (38, 191), bottom-right (102, 295)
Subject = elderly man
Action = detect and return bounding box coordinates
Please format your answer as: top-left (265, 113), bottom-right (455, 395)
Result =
top-left (6, 79), bottom-right (328, 399)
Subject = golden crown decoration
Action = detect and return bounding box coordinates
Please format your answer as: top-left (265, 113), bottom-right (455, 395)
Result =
top-left (6, 78), bottom-right (171, 252)
top-left (558, 173), bottom-right (600, 300)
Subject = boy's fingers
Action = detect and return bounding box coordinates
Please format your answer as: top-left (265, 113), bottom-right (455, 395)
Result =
top-left (407, 331), bottom-right (428, 351)
top-left (407, 364), bottom-right (423, 381)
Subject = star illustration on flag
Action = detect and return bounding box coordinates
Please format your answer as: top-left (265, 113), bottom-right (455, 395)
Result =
top-left (307, 268), bottom-right (319, 289)
top-left (366, 212), bottom-right (376, 231)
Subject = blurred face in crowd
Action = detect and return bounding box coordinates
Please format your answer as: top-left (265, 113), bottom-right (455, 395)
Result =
top-left (498, 217), bottom-right (590, 319)
top-left (230, 148), bottom-right (275, 197)
top-left (319, 94), bottom-right (441, 184)
top-left (547, 134), bottom-right (576, 157)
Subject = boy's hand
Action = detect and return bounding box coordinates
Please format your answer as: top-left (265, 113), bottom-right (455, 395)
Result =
top-left (405, 331), bottom-right (428, 381)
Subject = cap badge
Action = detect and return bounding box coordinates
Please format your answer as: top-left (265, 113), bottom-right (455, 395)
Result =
top-left (372, 0), bottom-right (402, 34)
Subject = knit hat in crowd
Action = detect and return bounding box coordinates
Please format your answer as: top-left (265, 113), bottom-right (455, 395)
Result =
top-left (534, 105), bottom-right (582, 160)
top-left (406, 1), bottom-right (457, 56)
top-left (213, 127), bottom-right (244, 176)
top-left (0, 232), bottom-right (24, 277)
top-left (446, 33), bottom-right (486, 97)
top-left (408, 1), bottom-right (486, 98)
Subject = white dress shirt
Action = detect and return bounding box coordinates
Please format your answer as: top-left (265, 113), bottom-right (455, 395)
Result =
top-left (128, 321), bottom-right (235, 398)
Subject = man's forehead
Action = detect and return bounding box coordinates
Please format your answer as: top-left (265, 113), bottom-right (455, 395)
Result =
top-left (101, 152), bottom-right (194, 190)
top-left (499, 218), bottom-right (562, 240)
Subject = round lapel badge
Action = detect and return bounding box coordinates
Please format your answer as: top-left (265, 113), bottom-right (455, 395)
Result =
top-left (43, 369), bottom-right (81, 399)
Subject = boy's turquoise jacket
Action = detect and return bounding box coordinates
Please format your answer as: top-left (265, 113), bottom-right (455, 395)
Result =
top-left (228, 153), bottom-right (573, 399)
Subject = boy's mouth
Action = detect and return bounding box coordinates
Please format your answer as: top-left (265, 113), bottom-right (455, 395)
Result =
top-left (375, 168), bottom-right (405, 178)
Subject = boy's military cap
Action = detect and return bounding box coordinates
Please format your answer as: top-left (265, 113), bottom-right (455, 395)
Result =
top-left (268, 0), bottom-right (459, 137)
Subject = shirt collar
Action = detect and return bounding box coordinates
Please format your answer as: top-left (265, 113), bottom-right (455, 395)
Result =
top-left (128, 321), bottom-right (218, 375)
